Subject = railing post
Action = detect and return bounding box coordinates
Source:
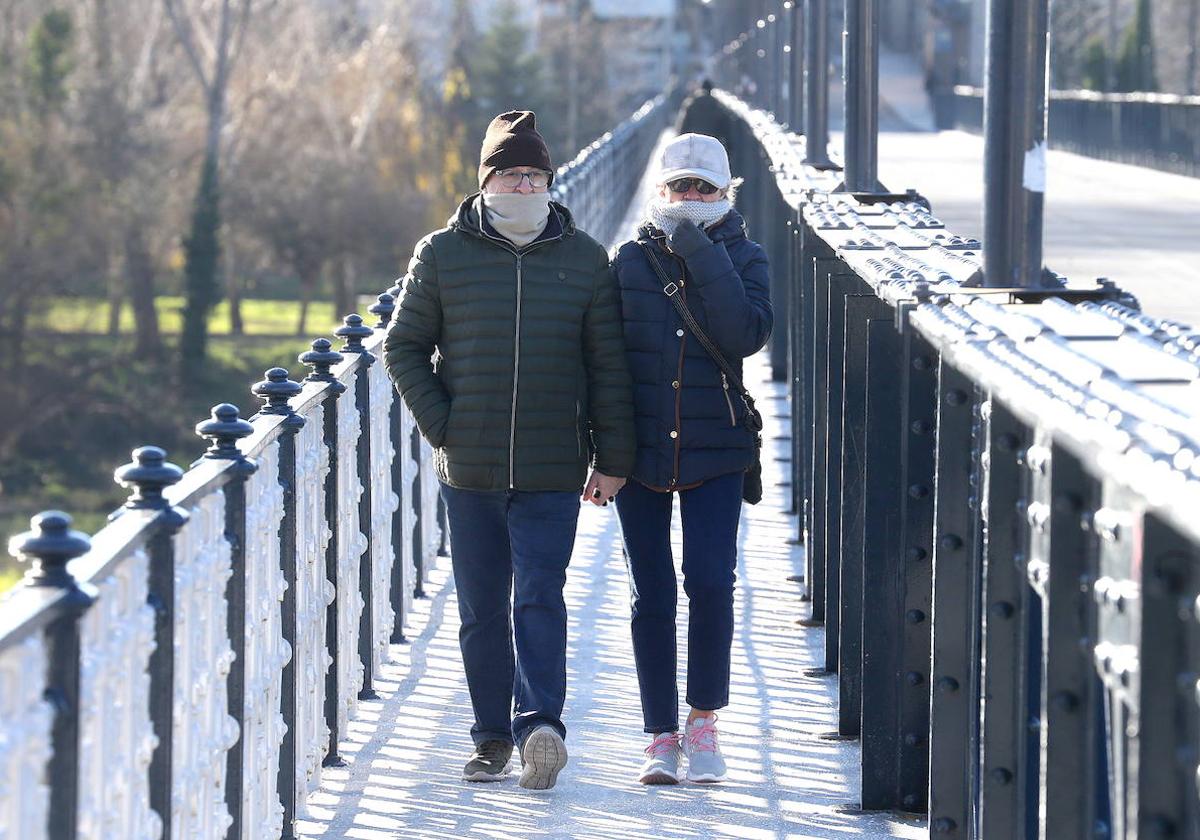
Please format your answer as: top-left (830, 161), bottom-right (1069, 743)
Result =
top-left (843, 0), bottom-right (881, 192)
top-left (375, 290), bottom-right (412, 644)
top-left (927, 364), bottom-right (983, 837)
top-left (195, 403), bottom-right (257, 840)
top-left (113, 448), bottom-right (188, 839)
top-left (299, 337), bottom-right (348, 767)
top-left (251, 368), bottom-right (305, 840)
top-left (411, 421), bottom-right (427, 599)
top-left (982, 0), bottom-right (1051, 287)
top-left (805, 0), bottom-right (833, 167)
top-left (7, 512), bottom-right (96, 840)
top-left (977, 401), bottom-right (1034, 839)
top-left (336, 314), bottom-right (379, 701)
top-left (787, 0), bottom-right (805, 133)
top-left (380, 286), bottom-right (413, 641)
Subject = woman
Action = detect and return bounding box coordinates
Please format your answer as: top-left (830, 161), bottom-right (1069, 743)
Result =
top-left (610, 132), bottom-right (772, 784)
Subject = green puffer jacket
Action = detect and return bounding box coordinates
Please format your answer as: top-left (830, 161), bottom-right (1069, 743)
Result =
top-left (384, 195), bottom-right (636, 492)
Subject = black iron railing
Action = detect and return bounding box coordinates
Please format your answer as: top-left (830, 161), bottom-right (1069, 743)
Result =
top-left (953, 85), bottom-right (1200, 179)
top-left (0, 94), bottom-right (670, 840)
top-left (688, 84), bottom-right (1200, 839)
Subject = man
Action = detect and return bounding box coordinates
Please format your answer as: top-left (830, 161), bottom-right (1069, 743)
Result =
top-left (384, 111), bottom-right (634, 790)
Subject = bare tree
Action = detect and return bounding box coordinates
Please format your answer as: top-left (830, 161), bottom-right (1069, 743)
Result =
top-left (161, 0), bottom-right (254, 378)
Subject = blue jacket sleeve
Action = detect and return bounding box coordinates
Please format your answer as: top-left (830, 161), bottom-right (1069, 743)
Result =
top-left (680, 238), bottom-right (773, 360)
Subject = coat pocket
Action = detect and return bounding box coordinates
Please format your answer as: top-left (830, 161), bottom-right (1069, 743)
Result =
top-left (720, 373), bottom-right (737, 427)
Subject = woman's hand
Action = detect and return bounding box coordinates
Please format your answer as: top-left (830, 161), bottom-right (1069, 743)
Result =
top-left (582, 470), bottom-right (627, 506)
top-left (667, 219), bottom-right (712, 260)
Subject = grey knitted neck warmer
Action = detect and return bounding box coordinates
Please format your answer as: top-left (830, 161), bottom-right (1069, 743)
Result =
top-left (480, 192), bottom-right (551, 248)
top-left (645, 197), bottom-right (732, 236)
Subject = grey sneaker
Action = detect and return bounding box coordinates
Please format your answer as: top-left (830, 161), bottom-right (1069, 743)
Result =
top-left (638, 732), bottom-right (683, 784)
top-left (518, 725), bottom-right (568, 790)
top-left (683, 715), bottom-right (727, 783)
top-left (463, 740), bottom-right (513, 782)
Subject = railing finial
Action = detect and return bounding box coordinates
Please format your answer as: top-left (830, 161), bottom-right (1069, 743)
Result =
top-left (252, 368), bottom-right (304, 426)
top-left (196, 403), bottom-right (254, 464)
top-left (300, 338), bottom-right (344, 391)
top-left (7, 511), bottom-right (92, 588)
top-left (335, 313), bottom-right (373, 358)
top-left (114, 446), bottom-right (184, 511)
top-left (369, 293), bottom-right (396, 330)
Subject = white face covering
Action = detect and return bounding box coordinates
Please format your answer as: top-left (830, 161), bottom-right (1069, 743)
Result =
top-left (645, 195), bottom-right (732, 236)
top-left (480, 191), bottom-right (552, 248)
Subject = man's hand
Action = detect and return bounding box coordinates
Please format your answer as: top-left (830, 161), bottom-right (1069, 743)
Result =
top-left (581, 470), bottom-right (627, 507)
top-left (667, 218), bottom-right (712, 260)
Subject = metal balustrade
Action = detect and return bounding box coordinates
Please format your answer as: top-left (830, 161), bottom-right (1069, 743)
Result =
top-left (952, 85), bottom-right (1200, 179)
top-left (0, 92), bottom-right (670, 840)
top-left (684, 85), bottom-right (1200, 839)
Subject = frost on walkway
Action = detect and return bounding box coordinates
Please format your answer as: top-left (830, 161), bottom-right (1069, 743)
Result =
top-left (296, 352), bottom-right (924, 840)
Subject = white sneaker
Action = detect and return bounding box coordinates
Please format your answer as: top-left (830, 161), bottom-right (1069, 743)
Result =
top-left (518, 725), bottom-right (568, 790)
top-left (683, 715), bottom-right (727, 783)
top-left (638, 732), bottom-right (683, 784)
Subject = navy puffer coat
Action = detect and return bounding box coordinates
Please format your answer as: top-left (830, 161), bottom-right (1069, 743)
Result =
top-left (611, 208), bottom-right (772, 490)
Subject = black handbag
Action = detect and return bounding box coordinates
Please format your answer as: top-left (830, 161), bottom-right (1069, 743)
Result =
top-left (637, 241), bottom-right (764, 505)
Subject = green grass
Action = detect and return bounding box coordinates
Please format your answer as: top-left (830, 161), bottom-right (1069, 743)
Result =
top-left (0, 565), bottom-right (21, 596)
top-left (35, 296), bottom-right (340, 336)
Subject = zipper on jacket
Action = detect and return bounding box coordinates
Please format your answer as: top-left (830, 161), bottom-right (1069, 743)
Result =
top-left (475, 217), bottom-right (562, 491)
top-left (721, 373), bottom-right (737, 427)
top-left (509, 254), bottom-right (523, 489)
top-left (669, 283), bottom-right (687, 489)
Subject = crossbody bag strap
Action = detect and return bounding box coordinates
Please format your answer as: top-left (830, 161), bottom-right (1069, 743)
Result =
top-left (637, 241), bottom-right (762, 429)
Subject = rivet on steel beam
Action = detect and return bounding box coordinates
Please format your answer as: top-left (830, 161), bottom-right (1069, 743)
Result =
top-left (903, 732), bottom-right (921, 747)
top-left (908, 484), bottom-right (930, 499)
top-left (937, 676), bottom-right (960, 694)
top-left (989, 767), bottom-right (1013, 785)
top-left (933, 817), bottom-right (957, 834)
top-left (1051, 691), bottom-right (1079, 713)
top-left (1142, 815), bottom-right (1176, 839)
top-left (912, 355), bottom-right (933, 371)
top-left (939, 533), bottom-right (963, 551)
top-left (902, 794), bottom-right (919, 810)
top-left (905, 609), bottom-right (925, 624)
top-left (990, 601), bottom-right (1015, 619)
top-left (1053, 493), bottom-right (1082, 515)
top-left (906, 547), bottom-right (928, 562)
top-left (946, 389), bottom-right (968, 406)
top-left (906, 671), bottom-right (924, 686)
top-left (910, 419), bottom-right (934, 435)
top-left (997, 433), bottom-right (1020, 452)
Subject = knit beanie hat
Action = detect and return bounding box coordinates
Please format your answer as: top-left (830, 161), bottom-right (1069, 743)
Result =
top-left (478, 111), bottom-right (554, 189)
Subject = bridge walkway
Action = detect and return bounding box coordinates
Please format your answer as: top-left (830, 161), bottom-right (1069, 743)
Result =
top-left (295, 354), bottom-right (920, 840)
top-left (294, 131), bottom-right (923, 840)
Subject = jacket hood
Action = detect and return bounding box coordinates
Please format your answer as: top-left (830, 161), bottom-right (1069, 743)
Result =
top-left (451, 192), bottom-right (576, 243)
top-left (638, 207), bottom-right (748, 247)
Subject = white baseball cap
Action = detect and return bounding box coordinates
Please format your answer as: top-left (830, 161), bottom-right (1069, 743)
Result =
top-left (657, 133), bottom-right (732, 189)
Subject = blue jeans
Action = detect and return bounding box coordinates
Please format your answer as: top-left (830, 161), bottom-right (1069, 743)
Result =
top-left (615, 471), bottom-right (744, 734)
top-left (439, 483), bottom-right (580, 748)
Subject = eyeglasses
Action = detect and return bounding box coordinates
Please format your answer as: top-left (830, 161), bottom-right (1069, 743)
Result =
top-left (666, 177), bottom-right (720, 195)
top-left (495, 168), bottom-right (552, 189)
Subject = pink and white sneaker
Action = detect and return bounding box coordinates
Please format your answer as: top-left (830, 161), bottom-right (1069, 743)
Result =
top-left (638, 732), bottom-right (683, 784)
top-left (683, 715), bottom-right (727, 783)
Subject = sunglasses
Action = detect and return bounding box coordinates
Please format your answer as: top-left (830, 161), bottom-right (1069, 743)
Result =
top-left (666, 177), bottom-right (720, 195)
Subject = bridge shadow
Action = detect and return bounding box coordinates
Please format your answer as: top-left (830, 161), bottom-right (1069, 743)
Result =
top-left (294, 355), bottom-right (923, 840)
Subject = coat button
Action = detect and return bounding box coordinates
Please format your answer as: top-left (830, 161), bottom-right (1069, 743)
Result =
top-left (676, 329), bottom-right (684, 337)
top-left (671, 380), bottom-right (679, 389)
top-left (669, 430), bottom-right (678, 439)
